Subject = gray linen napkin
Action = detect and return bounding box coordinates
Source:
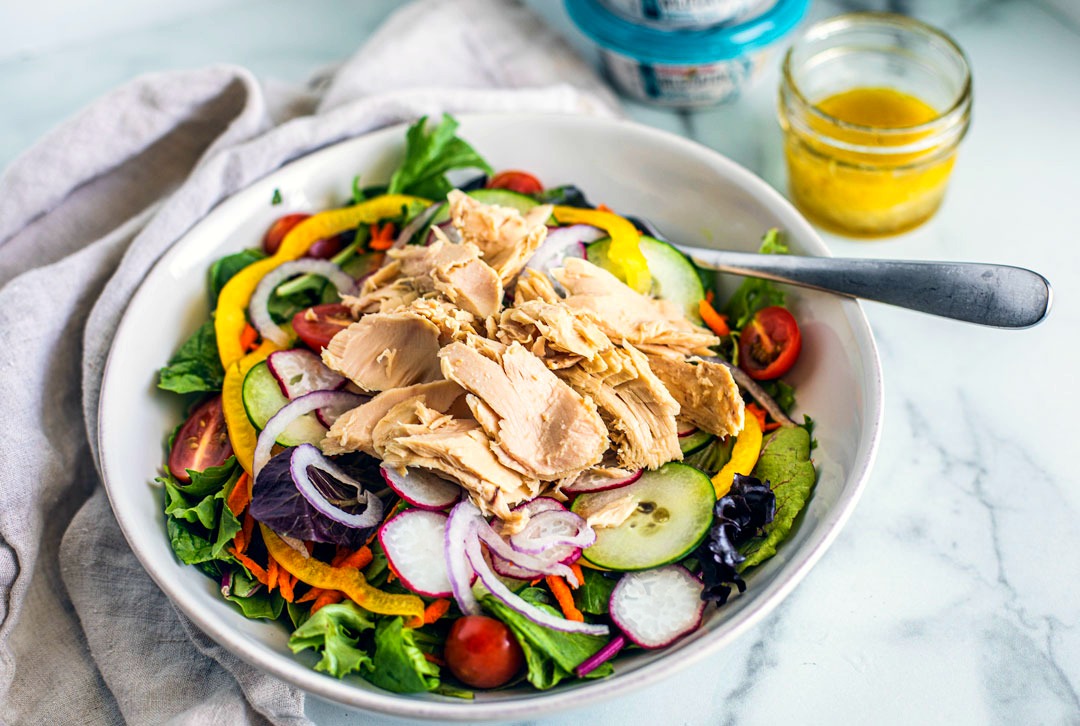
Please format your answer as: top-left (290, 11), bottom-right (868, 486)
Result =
top-left (0, 1), bottom-right (617, 723)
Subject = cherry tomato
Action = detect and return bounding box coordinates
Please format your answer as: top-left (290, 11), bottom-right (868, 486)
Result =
top-left (486, 170), bottom-right (543, 195)
top-left (291, 303), bottom-right (354, 351)
top-left (262, 213), bottom-right (311, 255)
top-left (444, 615), bottom-right (525, 689)
top-left (168, 395), bottom-right (233, 482)
top-left (739, 306), bottom-right (802, 381)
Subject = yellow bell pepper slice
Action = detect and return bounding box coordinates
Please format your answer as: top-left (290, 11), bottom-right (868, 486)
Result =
top-left (552, 206), bottom-right (651, 294)
top-left (222, 341), bottom-right (277, 475)
top-left (711, 413), bottom-right (763, 498)
top-left (216, 194), bottom-right (429, 368)
top-left (262, 525), bottom-right (424, 627)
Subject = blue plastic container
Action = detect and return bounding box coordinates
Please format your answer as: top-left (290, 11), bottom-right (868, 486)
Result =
top-left (566, 0), bottom-right (809, 107)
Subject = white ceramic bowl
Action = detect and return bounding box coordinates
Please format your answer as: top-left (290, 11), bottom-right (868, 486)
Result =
top-left (98, 113), bottom-right (883, 721)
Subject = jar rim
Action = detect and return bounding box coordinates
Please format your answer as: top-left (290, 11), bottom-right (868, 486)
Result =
top-left (781, 12), bottom-right (973, 137)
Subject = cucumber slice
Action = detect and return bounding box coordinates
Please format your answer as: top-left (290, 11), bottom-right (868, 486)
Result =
top-left (586, 236), bottom-right (705, 323)
top-left (428, 188), bottom-right (540, 226)
top-left (572, 462), bottom-right (716, 571)
top-left (241, 361), bottom-right (326, 447)
top-left (679, 429), bottom-right (715, 456)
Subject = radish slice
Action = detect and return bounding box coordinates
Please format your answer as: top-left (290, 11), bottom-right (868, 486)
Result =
top-left (250, 259), bottom-right (354, 347)
top-left (253, 390), bottom-right (363, 477)
top-left (289, 443), bottom-right (383, 529)
top-left (609, 566), bottom-right (706, 649)
top-left (677, 424), bottom-right (698, 438)
top-left (445, 500), bottom-right (482, 616)
top-left (475, 522), bottom-right (575, 580)
top-left (525, 225), bottom-right (604, 280)
top-left (380, 466), bottom-right (462, 511)
top-left (379, 509), bottom-right (452, 597)
top-left (267, 349), bottom-right (345, 399)
top-left (563, 467), bottom-right (643, 494)
top-left (508, 510), bottom-right (595, 554)
top-left (466, 525), bottom-right (610, 637)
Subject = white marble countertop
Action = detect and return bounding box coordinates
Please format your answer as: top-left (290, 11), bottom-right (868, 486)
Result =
top-left (3, 0), bottom-right (1077, 723)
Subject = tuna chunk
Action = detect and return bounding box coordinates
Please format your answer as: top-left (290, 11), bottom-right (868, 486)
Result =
top-left (557, 344), bottom-right (681, 471)
top-left (449, 190), bottom-right (553, 285)
top-left (438, 340), bottom-right (609, 480)
top-left (372, 398), bottom-right (540, 522)
top-left (647, 354), bottom-right (745, 439)
top-left (552, 258), bottom-right (719, 357)
top-left (343, 238), bottom-right (502, 318)
top-left (496, 298), bottom-right (612, 360)
top-left (322, 380), bottom-right (464, 455)
top-left (322, 312), bottom-right (443, 392)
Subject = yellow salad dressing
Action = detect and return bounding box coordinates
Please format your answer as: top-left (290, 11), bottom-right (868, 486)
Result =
top-left (782, 87), bottom-right (958, 237)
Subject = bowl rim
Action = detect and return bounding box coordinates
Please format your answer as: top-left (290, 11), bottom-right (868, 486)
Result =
top-left (98, 112), bottom-right (883, 721)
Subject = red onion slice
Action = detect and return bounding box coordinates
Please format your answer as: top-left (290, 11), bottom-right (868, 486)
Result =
top-left (575, 634), bottom-right (626, 677)
top-left (466, 529), bottom-right (609, 637)
top-left (393, 203), bottom-right (440, 249)
top-left (445, 500), bottom-right (482, 616)
top-left (253, 390), bottom-right (364, 477)
top-left (475, 521), bottom-right (575, 580)
top-left (250, 259), bottom-right (355, 347)
top-left (315, 395), bottom-right (369, 428)
top-left (508, 509), bottom-right (595, 554)
top-left (289, 443), bottom-right (383, 529)
top-left (267, 349), bottom-right (345, 398)
top-left (525, 224), bottom-right (605, 280)
top-left (563, 468), bottom-right (643, 494)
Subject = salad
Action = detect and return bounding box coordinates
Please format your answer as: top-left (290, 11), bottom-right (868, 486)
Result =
top-left (156, 115), bottom-right (816, 697)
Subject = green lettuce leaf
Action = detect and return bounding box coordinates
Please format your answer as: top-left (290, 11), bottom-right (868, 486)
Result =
top-left (739, 425), bottom-right (817, 570)
top-left (573, 569), bottom-right (618, 616)
top-left (722, 229), bottom-right (789, 330)
top-left (365, 617), bottom-right (440, 693)
top-left (208, 248), bottom-right (265, 307)
top-left (482, 590), bottom-right (612, 690)
top-left (161, 458), bottom-right (241, 565)
top-left (158, 320), bottom-right (225, 394)
top-left (289, 601), bottom-right (375, 678)
top-left (387, 115), bottom-right (492, 200)
top-left (166, 517), bottom-right (217, 566)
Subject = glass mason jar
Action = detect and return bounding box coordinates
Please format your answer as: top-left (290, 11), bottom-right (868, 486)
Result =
top-left (778, 13), bottom-right (972, 237)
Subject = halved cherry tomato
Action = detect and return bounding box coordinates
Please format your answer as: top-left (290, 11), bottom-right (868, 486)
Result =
top-left (168, 395), bottom-right (233, 482)
top-left (486, 170), bottom-right (543, 195)
top-left (291, 303), bottom-right (354, 351)
top-left (444, 615), bottom-right (525, 689)
top-left (262, 213), bottom-right (311, 255)
top-left (739, 306), bottom-right (802, 381)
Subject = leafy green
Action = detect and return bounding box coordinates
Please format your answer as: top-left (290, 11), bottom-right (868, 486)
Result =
top-left (366, 617), bottom-right (440, 693)
top-left (166, 517), bottom-right (217, 566)
top-left (183, 456), bottom-right (240, 497)
top-left (289, 601), bottom-right (375, 678)
top-left (482, 590), bottom-right (612, 690)
top-left (387, 115), bottom-right (492, 200)
top-left (722, 229), bottom-right (789, 330)
top-left (684, 435), bottom-right (735, 476)
top-left (761, 379), bottom-right (797, 413)
top-left (224, 568), bottom-right (284, 619)
top-left (573, 569), bottom-right (618, 616)
top-left (158, 320), bottom-right (225, 394)
top-left (208, 248), bottom-right (266, 306)
top-left (161, 458), bottom-right (241, 567)
top-left (533, 184), bottom-right (591, 208)
top-left (740, 425), bottom-right (817, 570)
top-left (271, 188), bottom-right (282, 205)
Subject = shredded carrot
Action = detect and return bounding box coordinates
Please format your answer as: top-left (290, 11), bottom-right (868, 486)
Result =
top-left (297, 586), bottom-right (326, 604)
top-left (337, 546), bottom-right (373, 571)
top-left (232, 527), bottom-right (247, 555)
top-left (229, 548), bottom-right (268, 584)
top-left (422, 652), bottom-right (446, 666)
top-left (746, 402), bottom-right (782, 433)
top-left (699, 298), bottom-right (731, 336)
top-left (311, 590), bottom-right (344, 613)
top-left (241, 511), bottom-right (255, 547)
top-left (239, 323), bottom-right (259, 352)
top-left (226, 472), bottom-right (251, 516)
top-left (545, 576), bottom-right (584, 622)
top-left (529, 577), bottom-right (542, 587)
top-left (368, 222), bottom-right (397, 251)
top-left (569, 563), bottom-right (585, 589)
top-left (278, 569), bottom-right (296, 602)
top-left (423, 599), bottom-right (451, 625)
top-left (266, 557), bottom-right (279, 594)
top-left (596, 203), bottom-right (613, 213)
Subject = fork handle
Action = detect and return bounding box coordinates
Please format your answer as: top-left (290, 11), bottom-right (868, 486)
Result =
top-left (676, 248), bottom-right (1052, 329)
